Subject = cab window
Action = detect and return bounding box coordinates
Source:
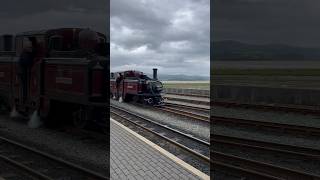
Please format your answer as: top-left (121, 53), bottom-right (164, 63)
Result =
top-left (16, 35), bottom-right (44, 55)
top-left (16, 37), bottom-right (32, 55)
top-left (0, 35), bottom-right (14, 52)
top-left (49, 36), bottom-right (63, 51)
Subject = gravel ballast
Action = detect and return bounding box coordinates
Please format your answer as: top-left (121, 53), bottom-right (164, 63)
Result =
top-left (111, 99), bottom-right (210, 141)
top-left (212, 103), bottom-right (320, 178)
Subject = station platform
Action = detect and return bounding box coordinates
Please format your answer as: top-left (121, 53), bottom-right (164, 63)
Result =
top-left (110, 118), bottom-right (208, 180)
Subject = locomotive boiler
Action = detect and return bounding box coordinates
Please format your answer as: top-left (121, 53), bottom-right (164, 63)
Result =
top-left (110, 69), bottom-right (164, 106)
top-left (0, 28), bottom-right (109, 128)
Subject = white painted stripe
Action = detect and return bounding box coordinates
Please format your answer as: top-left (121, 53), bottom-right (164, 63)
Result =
top-left (111, 118), bottom-right (210, 180)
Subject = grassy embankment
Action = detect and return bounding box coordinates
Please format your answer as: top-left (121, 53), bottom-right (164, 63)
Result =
top-left (211, 68), bottom-right (320, 76)
top-left (162, 69), bottom-right (320, 90)
top-left (163, 82), bottom-right (210, 90)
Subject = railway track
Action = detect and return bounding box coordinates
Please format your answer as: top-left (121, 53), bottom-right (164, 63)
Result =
top-left (213, 100), bottom-right (320, 115)
top-left (213, 134), bottom-right (320, 159)
top-left (213, 151), bottom-right (320, 180)
top-left (157, 103), bottom-right (210, 122)
top-left (213, 115), bottom-right (320, 136)
top-left (110, 104), bottom-right (210, 174)
top-left (165, 101), bottom-right (210, 112)
top-left (164, 95), bottom-right (210, 106)
top-left (213, 129), bottom-right (320, 179)
top-left (0, 136), bottom-right (108, 180)
top-left (165, 92), bottom-right (209, 98)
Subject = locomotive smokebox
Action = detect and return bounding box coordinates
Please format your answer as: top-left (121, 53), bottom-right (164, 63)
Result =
top-left (153, 68), bottom-right (158, 80)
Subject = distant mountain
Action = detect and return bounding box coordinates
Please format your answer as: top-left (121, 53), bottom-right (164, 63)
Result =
top-left (213, 40), bottom-right (320, 60)
top-left (146, 74), bottom-right (209, 81)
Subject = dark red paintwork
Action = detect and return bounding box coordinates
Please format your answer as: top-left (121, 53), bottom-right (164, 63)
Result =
top-left (110, 70), bottom-right (164, 105)
top-left (0, 28), bottom-right (109, 127)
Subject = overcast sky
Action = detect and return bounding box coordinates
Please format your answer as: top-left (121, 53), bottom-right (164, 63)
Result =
top-left (0, 0), bottom-right (108, 38)
top-left (110, 0), bottom-right (210, 76)
top-left (214, 0), bottom-right (320, 48)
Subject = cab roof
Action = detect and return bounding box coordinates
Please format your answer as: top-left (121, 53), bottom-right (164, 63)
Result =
top-left (16, 29), bottom-right (48, 37)
top-left (15, 28), bottom-right (106, 38)
top-left (112, 70), bottom-right (143, 74)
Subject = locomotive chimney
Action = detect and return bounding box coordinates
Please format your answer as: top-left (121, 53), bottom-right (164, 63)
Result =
top-left (153, 68), bottom-right (158, 80)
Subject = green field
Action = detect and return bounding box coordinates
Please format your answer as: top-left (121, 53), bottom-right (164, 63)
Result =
top-left (162, 69), bottom-right (320, 90)
top-left (163, 81), bottom-right (210, 90)
top-left (211, 68), bottom-right (320, 76)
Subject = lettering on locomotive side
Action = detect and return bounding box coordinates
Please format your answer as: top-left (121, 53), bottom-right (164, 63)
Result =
top-left (57, 67), bottom-right (73, 77)
top-left (55, 77), bottom-right (73, 85)
top-left (55, 67), bottom-right (73, 84)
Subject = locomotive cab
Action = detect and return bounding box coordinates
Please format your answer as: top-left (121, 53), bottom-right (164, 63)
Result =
top-left (0, 35), bottom-right (15, 108)
top-left (0, 35), bottom-right (15, 58)
top-left (0, 35), bottom-right (14, 52)
top-left (0, 28), bottom-right (109, 129)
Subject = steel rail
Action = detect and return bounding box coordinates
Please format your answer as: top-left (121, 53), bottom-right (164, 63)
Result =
top-left (0, 136), bottom-right (108, 180)
top-left (213, 100), bottom-right (320, 115)
top-left (111, 105), bottom-right (209, 146)
top-left (212, 115), bottom-right (320, 136)
top-left (165, 92), bottom-right (209, 98)
top-left (164, 96), bottom-right (210, 106)
top-left (157, 106), bottom-right (209, 122)
top-left (165, 101), bottom-right (210, 111)
top-left (0, 154), bottom-right (54, 180)
top-left (212, 151), bottom-right (320, 180)
top-left (213, 161), bottom-right (283, 180)
top-left (212, 134), bottom-right (320, 159)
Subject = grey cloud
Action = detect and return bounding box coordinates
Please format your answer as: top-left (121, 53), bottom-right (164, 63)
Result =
top-left (111, 0), bottom-right (210, 76)
top-left (0, 0), bottom-right (108, 34)
top-left (214, 0), bottom-right (320, 47)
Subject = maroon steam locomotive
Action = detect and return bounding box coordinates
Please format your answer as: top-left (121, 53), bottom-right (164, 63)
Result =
top-left (0, 28), bottom-right (108, 128)
top-left (110, 69), bottom-right (164, 106)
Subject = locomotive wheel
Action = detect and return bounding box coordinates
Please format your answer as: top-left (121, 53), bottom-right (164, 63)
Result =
top-left (0, 96), bottom-right (10, 113)
top-left (132, 96), bottom-right (140, 103)
top-left (124, 94), bottom-right (132, 102)
top-left (72, 108), bottom-right (88, 129)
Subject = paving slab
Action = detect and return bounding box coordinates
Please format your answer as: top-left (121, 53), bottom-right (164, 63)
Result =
top-left (110, 118), bottom-right (208, 180)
